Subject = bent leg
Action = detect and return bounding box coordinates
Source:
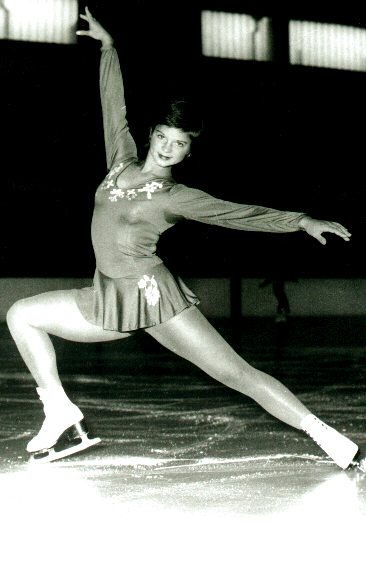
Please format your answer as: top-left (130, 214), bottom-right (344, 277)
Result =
top-left (146, 307), bottom-right (309, 429)
top-left (7, 290), bottom-right (130, 388)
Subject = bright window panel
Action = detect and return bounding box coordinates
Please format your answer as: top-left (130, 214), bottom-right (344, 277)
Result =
top-left (201, 10), bottom-right (273, 61)
top-left (290, 20), bottom-right (366, 72)
top-left (0, 0), bottom-right (78, 44)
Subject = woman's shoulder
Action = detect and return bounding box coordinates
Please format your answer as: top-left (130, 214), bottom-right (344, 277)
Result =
top-left (169, 183), bottom-right (210, 200)
top-left (166, 183), bottom-right (215, 216)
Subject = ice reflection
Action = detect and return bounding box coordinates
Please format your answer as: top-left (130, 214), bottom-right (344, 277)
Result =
top-left (265, 472), bottom-right (366, 559)
top-left (0, 463), bottom-right (365, 561)
top-left (0, 464), bottom-right (121, 558)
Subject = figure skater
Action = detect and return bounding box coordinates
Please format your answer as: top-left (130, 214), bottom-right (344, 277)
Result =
top-left (259, 277), bottom-right (296, 323)
top-left (6, 8), bottom-right (363, 470)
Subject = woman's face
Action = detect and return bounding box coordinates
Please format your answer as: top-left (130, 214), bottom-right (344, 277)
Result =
top-left (149, 125), bottom-right (192, 167)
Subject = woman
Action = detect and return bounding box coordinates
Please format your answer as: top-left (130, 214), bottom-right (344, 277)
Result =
top-left (6, 8), bottom-right (362, 470)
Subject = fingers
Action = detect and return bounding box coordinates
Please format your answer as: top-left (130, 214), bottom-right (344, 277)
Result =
top-left (324, 222), bottom-right (351, 241)
top-left (335, 231), bottom-right (351, 241)
top-left (77, 7), bottom-right (94, 37)
top-left (330, 221), bottom-right (351, 237)
top-left (85, 7), bottom-right (94, 20)
top-left (79, 7), bottom-right (93, 22)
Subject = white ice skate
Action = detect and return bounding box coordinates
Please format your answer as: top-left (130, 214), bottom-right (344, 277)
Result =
top-left (28, 386), bottom-right (101, 464)
top-left (301, 414), bottom-right (359, 470)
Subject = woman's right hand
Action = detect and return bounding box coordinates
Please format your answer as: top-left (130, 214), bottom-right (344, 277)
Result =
top-left (76, 6), bottom-right (113, 47)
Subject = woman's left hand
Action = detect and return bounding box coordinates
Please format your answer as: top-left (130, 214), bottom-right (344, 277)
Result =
top-left (76, 6), bottom-right (113, 46)
top-left (298, 215), bottom-right (351, 245)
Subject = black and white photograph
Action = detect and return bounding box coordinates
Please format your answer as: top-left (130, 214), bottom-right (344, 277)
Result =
top-left (1, 2), bottom-right (366, 560)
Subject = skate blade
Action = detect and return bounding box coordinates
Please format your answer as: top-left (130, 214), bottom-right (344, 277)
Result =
top-left (30, 436), bottom-right (101, 465)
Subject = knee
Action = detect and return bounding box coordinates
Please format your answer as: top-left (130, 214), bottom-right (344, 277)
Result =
top-left (218, 365), bottom-right (263, 395)
top-left (6, 298), bottom-right (31, 329)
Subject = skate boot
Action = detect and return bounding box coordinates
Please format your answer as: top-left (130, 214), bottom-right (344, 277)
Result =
top-left (301, 414), bottom-right (358, 470)
top-left (28, 386), bottom-right (101, 463)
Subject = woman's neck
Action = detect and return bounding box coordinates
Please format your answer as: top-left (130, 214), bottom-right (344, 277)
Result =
top-left (139, 159), bottom-right (173, 179)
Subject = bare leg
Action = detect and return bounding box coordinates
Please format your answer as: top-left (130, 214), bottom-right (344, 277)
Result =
top-left (146, 307), bottom-right (360, 468)
top-left (7, 290), bottom-right (131, 454)
top-left (6, 290), bottom-right (129, 388)
top-left (146, 307), bottom-right (309, 429)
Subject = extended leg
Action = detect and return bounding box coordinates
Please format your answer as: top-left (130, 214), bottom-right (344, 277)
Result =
top-left (147, 307), bottom-right (308, 429)
top-left (146, 307), bottom-right (358, 468)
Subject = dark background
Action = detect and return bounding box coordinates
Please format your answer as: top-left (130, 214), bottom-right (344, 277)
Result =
top-left (1, 2), bottom-right (365, 279)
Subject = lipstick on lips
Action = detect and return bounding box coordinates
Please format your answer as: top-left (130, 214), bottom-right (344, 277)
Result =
top-left (158, 153), bottom-right (171, 161)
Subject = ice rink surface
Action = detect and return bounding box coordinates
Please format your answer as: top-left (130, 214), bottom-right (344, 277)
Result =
top-left (0, 318), bottom-right (365, 561)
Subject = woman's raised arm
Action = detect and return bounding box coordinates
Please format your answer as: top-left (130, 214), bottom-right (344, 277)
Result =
top-left (76, 7), bottom-right (137, 170)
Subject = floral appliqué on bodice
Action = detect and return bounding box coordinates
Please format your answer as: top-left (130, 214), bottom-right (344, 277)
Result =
top-left (100, 163), bottom-right (163, 202)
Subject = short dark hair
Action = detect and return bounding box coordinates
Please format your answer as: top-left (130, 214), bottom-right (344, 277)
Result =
top-left (150, 99), bottom-right (203, 140)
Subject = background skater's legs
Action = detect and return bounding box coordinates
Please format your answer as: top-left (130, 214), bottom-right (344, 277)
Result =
top-left (146, 307), bottom-right (359, 469)
top-left (6, 290), bottom-right (130, 457)
top-left (273, 279), bottom-right (290, 322)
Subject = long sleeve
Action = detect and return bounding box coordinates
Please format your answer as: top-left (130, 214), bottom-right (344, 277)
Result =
top-left (167, 184), bottom-right (305, 233)
top-left (99, 46), bottom-right (137, 171)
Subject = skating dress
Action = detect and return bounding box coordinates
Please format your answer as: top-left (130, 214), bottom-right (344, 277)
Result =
top-left (75, 45), bottom-right (306, 332)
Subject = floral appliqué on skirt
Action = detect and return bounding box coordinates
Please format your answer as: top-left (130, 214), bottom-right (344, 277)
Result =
top-left (137, 275), bottom-right (160, 306)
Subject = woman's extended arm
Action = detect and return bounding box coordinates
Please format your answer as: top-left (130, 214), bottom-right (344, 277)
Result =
top-left (77, 8), bottom-right (137, 170)
top-left (168, 184), bottom-right (351, 244)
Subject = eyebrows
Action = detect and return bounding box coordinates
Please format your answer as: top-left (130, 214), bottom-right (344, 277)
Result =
top-left (155, 128), bottom-right (189, 145)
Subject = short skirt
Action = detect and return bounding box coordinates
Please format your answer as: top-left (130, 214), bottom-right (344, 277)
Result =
top-left (74, 263), bottom-right (200, 333)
